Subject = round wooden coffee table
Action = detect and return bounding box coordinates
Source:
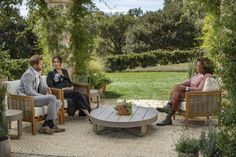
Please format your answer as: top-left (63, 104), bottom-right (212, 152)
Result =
top-left (90, 105), bottom-right (158, 136)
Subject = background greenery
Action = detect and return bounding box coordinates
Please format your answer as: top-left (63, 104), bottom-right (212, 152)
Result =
top-left (106, 49), bottom-right (203, 71)
top-left (87, 0), bottom-right (203, 55)
top-left (188, 0), bottom-right (236, 156)
top-left (1, 0), bottom-right (236, 155)
top-left (0, 85), bottom-right (8, 137)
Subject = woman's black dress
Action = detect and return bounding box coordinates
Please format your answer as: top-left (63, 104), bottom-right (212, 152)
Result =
top-left (47, 69), bottom-right (91, 116)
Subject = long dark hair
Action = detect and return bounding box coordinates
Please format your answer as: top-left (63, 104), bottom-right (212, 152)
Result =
top-left (52, 55), bottom-right (62, 64)
top-left (197, 57), bottom-right (214, 75)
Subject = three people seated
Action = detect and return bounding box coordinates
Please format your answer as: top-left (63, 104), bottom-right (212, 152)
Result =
top-left (18, 55), bottom-right (214, 135)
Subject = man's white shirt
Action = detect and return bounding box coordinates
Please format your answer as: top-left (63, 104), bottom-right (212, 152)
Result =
top-left (30, 66), bottom-right (41, 90)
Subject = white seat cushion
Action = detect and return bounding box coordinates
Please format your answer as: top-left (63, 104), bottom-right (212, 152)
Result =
top-left (180, 101), bottom-right (186, 111)
top-left (4, 80), bottom-right (21, 95)
top-left (42, 106), bottom-right (48, 115)
top-left (64, 99), bottom-right (68, 108)
top-left (34, 107), bottom-right (44, 117)
top-left (203, 77), bottom-right (220, 92)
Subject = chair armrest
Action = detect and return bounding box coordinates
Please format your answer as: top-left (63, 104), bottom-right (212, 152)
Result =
top-left (185, 91), bottom-right (221, 114)
top-left (50, 88), bottom-right (65, 110)
top-left (185, 91), bottom-right (221, 97)
top-left (50, 88), bottom-right (63, 100)
top-left (7, 94), bottom-right (35, 121)
top-left (72, 82), bottom-right (90, 96)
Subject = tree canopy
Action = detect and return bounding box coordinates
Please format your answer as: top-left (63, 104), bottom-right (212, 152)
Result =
top-left (0, 0), bottom-right (40, 59)
top-left (87, 0), bottom-right (203, 56)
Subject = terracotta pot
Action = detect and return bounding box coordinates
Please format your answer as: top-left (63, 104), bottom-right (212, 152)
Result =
top-left (0, 136), bottom-right (11, 157)
top-left (177, 152), bottom-right (198, 157)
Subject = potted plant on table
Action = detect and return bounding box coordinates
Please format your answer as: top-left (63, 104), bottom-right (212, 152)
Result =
top-left (0, 85), bottom-right (10, 157)
top-left (114, 99), bottom-right (132, 115)
top-left (175, 135), bottom-right (199, 157)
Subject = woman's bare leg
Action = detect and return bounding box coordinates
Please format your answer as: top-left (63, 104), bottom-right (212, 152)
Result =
top-left (81, 109), bottom-right (91, 118)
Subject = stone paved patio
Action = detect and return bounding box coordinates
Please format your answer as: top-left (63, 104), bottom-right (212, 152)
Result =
top-left (9, 99), bottom-right (214, 157)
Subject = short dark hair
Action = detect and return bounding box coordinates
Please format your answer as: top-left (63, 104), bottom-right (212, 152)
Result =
top-left (52, 55), bottom-right (62, 64)
top-left (29, 55), bottom-right (43, 66)
top-left (197, 57), bottom-right (214, 75)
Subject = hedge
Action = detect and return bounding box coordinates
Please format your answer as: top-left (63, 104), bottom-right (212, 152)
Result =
top-left (106, 49), bottom-right (204, 71)
top-left (9, 59), bottom-right (29, 80)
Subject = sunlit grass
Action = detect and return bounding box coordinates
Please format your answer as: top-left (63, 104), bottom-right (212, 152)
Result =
top-left (104, 72), bottom-right (187, 100)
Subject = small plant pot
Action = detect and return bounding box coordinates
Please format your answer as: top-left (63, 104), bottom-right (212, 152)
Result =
top-left (177, 152), bottom-right (198, 157)
top-left (116, 110), bottom-right (132, 115)
top-left (0, 136), bottom-right (11, 157)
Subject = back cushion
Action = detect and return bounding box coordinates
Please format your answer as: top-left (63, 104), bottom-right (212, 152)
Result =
top-left (4, 80), bottom-right (21, 94)
top-left (203, 77), bottom-right (220, 92)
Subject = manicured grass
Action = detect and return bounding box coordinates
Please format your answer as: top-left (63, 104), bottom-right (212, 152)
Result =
top-left (104, 72), bottom-right (187, 100)
top-left (124, 63), bottom-right (188, 72)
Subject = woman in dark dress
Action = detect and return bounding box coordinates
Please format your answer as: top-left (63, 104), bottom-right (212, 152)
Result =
top-left (46, 56), bottom-right (91, 119)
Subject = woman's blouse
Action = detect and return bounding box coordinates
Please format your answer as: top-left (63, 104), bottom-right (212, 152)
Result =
top-left (183, 73), bottom-right (213, 91)
top-left (47, 69), bottom-right (72, 89)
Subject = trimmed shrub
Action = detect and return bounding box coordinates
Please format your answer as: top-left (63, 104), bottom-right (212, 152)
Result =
top-left (9, 59), bottom-right (29, 80)
top-left (0, 50), bottom-right (28, 80)
top-left (106, 49), bottom-right (204, 71)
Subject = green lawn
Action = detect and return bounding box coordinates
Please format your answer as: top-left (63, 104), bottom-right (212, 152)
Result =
top-left (104, 72), bottom-right (187, 100)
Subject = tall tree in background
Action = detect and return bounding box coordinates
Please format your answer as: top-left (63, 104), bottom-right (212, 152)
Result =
top-left (127, 8), bottom-right (143, 18)
top-left (126, 0), bottom-right (202, 53)
top-left (91, 12), bottom-right (136, 55)
top-left (0, 0), bottom-right (40, 59)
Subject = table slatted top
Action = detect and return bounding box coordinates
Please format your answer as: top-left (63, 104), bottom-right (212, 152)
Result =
top-left (90, 105), bottom-right (158, 128)
top-left (6, 109), bottom-right (22, 117)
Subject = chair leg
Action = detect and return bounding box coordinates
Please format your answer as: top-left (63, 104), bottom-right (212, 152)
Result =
top-left (184, 116), bottom-right (189, 129)
top-left (207, 116), bottom-right (209, 120)
top-left (61, 110), bottom-right (65, 124)
top-left (9, 122), bottom-right (12, 129)
top-left (58, 114), bottom-right (62, 125)
top-left (173, 114), bottom-right (176, 120)
top-left (31, 119), bottom-right (36, 135)
top-left (59, 112), bottom-right (64, 124)
top-left (96, 95), bottom-right (100, 108)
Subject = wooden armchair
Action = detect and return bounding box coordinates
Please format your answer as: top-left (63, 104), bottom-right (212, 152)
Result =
top-left (59, 82), bottom-right (90, 122)
top-left (7, 88), bottom-right (64, 135)
top-left (4, 78), bottom-right (65, 135)
top-left (175, 90), bottom-right (221, 127)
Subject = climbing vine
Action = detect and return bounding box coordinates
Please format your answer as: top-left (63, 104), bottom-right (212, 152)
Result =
top-left (26, 0), bottom-right (94, 80)
top-left (188, 0), bottom-right (236, 156)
